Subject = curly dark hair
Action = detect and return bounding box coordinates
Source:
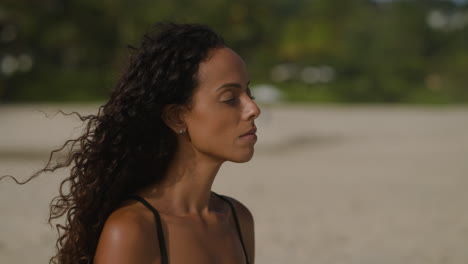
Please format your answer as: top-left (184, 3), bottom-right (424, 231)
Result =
top-left (2, 22), bottom-right (225, 263)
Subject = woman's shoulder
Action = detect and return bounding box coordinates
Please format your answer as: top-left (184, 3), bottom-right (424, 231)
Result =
top-left (218, 194), bottom-right (253, 223)
top-left (94, 202), bottom-right (160, 263)
top-left (217, 194), bottom-right (255, 263)
top-left (102, 202), bottom-right (155, 239)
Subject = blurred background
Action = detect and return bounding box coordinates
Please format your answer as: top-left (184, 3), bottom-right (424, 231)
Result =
top-left (1, 0), bottom-right (468, 263)
top-left (1, 0), bottom-right (468, 104)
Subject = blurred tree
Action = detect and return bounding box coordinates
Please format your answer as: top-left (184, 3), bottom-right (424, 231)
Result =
top-left (0, 0), bottom-right (467, 103)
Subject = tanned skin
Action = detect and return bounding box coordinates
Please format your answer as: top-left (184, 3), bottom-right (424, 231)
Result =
top-left (94, 47), bottom-right (259, 264)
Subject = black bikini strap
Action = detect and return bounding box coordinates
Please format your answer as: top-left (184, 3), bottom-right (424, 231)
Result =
top-left (127, 195), bottom-right (169, 264)
top-left (214, 193), bottom-right (250, 264)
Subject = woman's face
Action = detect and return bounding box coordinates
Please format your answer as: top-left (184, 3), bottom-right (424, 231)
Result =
top-left (183, 47), bottom-right (261, 163)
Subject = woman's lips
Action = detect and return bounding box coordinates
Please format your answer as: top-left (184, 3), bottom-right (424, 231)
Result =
top-left (240, 134), bottom-right (257, 141)
top-left (240, 127), bottom-right (257, 141)
top-left (240, 127), bottom-right (257, 137)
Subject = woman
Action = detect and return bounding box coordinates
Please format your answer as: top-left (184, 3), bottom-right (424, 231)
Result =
top-left (14, 23), bottom-right (259, 263)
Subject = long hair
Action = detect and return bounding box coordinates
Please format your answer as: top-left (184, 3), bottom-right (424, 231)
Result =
top-left (2, 22), bottom-right (225, 264)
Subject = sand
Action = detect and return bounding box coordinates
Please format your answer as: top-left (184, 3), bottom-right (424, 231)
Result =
top-left (1, 104), bottom-right (467, 264)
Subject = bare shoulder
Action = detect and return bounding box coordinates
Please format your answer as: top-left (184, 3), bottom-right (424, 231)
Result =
top-left (94, 203), bottom-right (160, 264)
top-left (222, 195), bottom-right (254, 224)
top-left (221, 195), bottom-right (255, 264)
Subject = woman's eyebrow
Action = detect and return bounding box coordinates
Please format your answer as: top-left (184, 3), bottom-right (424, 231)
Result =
top-left (216, 81), bottom-right (251, 92)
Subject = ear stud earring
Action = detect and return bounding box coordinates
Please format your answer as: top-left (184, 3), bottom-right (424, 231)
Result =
top-left (178, 129), bottom-right (185, 134)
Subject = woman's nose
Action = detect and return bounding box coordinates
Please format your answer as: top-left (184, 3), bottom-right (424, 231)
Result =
top-left (245, 98), bottom-right (261, 121)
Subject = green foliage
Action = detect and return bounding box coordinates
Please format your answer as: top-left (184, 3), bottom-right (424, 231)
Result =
top-left (0, 0), bottom-right (467, 103)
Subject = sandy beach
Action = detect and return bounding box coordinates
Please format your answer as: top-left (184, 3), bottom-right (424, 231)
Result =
top-left (1, 104), bottom-right (467, 263)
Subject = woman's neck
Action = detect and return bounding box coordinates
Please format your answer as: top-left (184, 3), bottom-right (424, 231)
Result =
top-left (139, 145), bottom-right (224, 216)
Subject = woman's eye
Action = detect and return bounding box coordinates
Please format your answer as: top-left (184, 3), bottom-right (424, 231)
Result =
top-left (223, 98), bottom-right (237, 104)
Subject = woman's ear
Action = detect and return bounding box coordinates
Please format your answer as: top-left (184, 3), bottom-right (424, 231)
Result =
top-left (161, 104), bottom-right (187, 134)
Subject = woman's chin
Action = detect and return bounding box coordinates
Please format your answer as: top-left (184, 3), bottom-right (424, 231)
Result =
top-left (229, 150), bottom-right (255, 163)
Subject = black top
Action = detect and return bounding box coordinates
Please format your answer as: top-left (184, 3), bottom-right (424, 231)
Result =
top-left (127, 193), bottom-right (250, 264)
